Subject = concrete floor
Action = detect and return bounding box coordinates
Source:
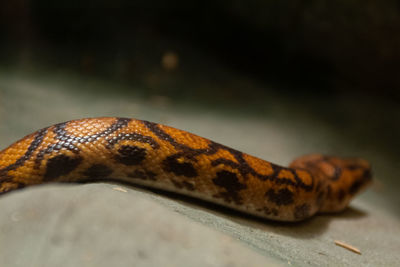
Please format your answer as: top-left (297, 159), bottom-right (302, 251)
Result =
top-left (0, 61), bottom-right (399, 266)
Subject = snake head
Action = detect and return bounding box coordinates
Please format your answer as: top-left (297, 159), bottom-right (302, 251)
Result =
top-left (290, 154), bottom-right (372, 213)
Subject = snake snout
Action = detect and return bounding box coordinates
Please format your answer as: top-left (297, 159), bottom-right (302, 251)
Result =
top-left (290, 154), bottom-right (372, 213)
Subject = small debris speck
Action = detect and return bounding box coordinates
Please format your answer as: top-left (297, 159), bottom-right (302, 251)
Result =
top-left (113, 187), bottom-right (128, 193)
top-left (334, 240), bottom-right (361, 255)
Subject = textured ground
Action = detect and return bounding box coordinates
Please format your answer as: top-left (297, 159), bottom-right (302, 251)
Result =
top-left (0, 66), bottom-right (399, 266)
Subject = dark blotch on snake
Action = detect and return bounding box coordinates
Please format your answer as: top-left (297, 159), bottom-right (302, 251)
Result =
top-left (163, 155), bottom-right (198, 177)
top-left (212, 170), bottom-right (247, 204)
top-left (44, 154), bottom-right (82, 181)
top-left (171, 180), bottom-right (195, 191)
top-left (129, 169), bottom-right (157, 181)
top-left (294, 204), bottom-right (311, 220)
top-left (115, 145), bottom-right (147, 166)
top-left (266, 188), bottom-right (294, 206)
top-left (83, 164), bottom-right (113, 179)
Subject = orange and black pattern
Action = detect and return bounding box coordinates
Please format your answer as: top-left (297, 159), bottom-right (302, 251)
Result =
top-left (0, 117), bottom-right (372, 221)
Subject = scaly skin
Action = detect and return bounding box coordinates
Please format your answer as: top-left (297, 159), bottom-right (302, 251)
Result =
top-left (0, 117), bottom-right (372, 221)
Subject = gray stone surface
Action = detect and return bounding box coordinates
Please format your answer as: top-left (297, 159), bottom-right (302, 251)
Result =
top-left (1, 182), bottom-right (399, 267)
top-left (0, 184), bottom-right (278, 267)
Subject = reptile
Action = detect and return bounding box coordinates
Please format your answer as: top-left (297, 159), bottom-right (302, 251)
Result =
top-left (0, 117), bottom-right (372, 221)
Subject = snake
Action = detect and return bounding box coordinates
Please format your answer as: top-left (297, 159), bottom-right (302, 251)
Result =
top-left (0, 117), bottom-right (372, 221)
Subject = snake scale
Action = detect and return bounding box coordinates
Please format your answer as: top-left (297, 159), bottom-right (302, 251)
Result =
top-left (0, 117), bottom-right (372, 221)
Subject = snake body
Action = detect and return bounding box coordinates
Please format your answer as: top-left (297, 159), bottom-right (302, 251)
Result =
top-left (0, 117), bottom-right (372, 221)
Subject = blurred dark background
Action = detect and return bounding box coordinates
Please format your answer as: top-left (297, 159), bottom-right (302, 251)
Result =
top-left (1, 0), bottom-right (400, 97)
